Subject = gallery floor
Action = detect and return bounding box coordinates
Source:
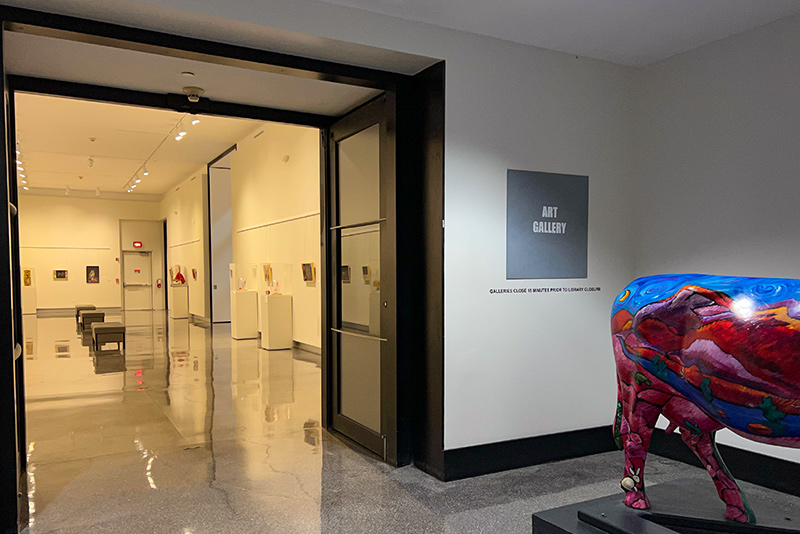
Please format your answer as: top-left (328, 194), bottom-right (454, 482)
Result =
top-left (21, 313), bottom-right (800, 533)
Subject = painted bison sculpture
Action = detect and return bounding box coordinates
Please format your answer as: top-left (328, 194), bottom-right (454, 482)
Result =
top-left (612, 274), bottom-right (800, 523)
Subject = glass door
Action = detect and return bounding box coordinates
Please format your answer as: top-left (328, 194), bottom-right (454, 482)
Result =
top-left (328, 94), bottom-right (396, 459)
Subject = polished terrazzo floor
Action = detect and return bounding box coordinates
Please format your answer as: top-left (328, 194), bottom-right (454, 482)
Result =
top-left (21, 312), bottom-right (800, 533)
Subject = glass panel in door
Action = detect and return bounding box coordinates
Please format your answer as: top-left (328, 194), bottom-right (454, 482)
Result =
top-left (331, 112), bottom-right (386, 456)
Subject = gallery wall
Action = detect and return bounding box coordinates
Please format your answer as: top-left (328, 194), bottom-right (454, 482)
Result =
top-left (209, 165), bottom-right (233, 323)
top-left (160, 170), bottom-right (209, 319)
top-left (230, 122), bottom-right (321, 348)
top-left (18, 194), bottom-right (161, 310)
top-left (632, 15), bottom-right (800, 463)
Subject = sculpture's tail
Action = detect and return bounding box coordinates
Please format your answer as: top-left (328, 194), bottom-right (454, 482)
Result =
top-left (613, 384), bottom-right (624, 450)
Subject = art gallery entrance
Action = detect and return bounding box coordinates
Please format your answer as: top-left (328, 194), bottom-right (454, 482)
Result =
top-left (0, 6), bottom-right (444, 532)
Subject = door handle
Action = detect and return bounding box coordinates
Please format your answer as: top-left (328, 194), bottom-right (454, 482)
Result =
top-left (331, 328), bottom-right (387, 342)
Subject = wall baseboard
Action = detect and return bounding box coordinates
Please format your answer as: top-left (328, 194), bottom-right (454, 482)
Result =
top-left (442, 425), bottom-right (616, 481)
top-left (649, 429), bottom-right (800, 498)
top-left (293, 340), bottom-right (321, 355)
top-left (190, 314), bottom-right (210, 327)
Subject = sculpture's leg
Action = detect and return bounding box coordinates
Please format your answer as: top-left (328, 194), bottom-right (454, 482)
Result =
top-left (620, 391), bottom-right (663, 509)
top-left (679, 429), bottom-right (756, 523)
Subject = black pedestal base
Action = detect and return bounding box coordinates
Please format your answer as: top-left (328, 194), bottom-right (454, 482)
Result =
top-left (533, 479), bottom-right (800, 534)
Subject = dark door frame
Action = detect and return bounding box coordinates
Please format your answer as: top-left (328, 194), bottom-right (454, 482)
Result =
top-left (0, 6), bottom-right (445, 532)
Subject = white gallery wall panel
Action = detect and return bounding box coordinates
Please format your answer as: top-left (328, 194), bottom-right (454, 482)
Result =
top-left (231, 122), bottom-right (322, 348)
top-left (633, 15), bottom-right (800, 463)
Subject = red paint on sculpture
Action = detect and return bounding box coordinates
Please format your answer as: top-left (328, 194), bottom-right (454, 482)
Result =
top-left (612, 274), bottom-right (800, 523)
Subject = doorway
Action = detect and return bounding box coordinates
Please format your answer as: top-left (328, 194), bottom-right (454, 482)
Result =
top-left (0, 7), bottom-right (445, 533)
top-left (122, 251), bottom-right (153, 310)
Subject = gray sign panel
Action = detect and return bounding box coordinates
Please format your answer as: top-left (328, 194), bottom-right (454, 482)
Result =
top-left (506, 170), bottom-right (588, 279)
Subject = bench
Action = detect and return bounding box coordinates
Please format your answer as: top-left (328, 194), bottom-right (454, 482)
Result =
top-left (79, 310), bottom-right (105, 333)
top-left (75, 304), bottom-right (96, 331)
top-left (92, 322), bottom-right (126, 351)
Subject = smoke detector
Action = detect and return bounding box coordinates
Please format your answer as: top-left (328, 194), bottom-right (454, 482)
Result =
top-left (182, 86), bottom-right (205, 103)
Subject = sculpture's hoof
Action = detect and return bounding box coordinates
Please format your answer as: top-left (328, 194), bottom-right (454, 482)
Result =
top-left (726, 505), bottom-right (755, 523)
top-left (624, 491), bottom-right (650, 509)
top-left (620, 477), bottom-right (636, 491)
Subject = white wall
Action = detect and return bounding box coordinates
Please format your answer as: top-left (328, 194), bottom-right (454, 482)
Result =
top-left (19, 195), bottom-right (161, 309)
top-left (633, 15), bottom-right (800, 463)
top-left (160, 170), bottom-right (209, 318)
top-left (209, 166), bottom-right (233, 322)
top-left (231, 122), bottom-right (321, 348)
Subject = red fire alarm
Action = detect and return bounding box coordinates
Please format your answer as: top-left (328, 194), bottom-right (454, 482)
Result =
top-left (133, 241), bottom-right (143, 248)
top-left (134, 269), bottom-right (141, 274)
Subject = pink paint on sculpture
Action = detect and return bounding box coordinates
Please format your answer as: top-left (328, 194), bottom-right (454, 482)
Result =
top-left (612, 274), bottom-right (800, 523)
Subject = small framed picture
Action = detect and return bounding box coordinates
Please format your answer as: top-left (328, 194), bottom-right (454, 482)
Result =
top-left (86, 266), bottom-right (99, 284)
top-left (53, 270), bottom-right (68, 281)
top-left (341, 265), bottom-right (351, 283)
top-left (23, 269), bottom-right (32, 287)
top-left (362, 266), bottom-right (371, 284)
top-left (263, 264), bottom-right (273, 284)
top-left (301, 262), bottom-right (316, 282)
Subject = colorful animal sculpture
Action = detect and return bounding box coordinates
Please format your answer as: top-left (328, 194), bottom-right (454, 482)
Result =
top-left (612, 274), bottom-right (800, 523)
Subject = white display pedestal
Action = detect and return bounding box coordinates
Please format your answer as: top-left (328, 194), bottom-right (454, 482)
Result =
top-left (169, 285), bottom-right (189, 319)
top-left (231, 290), bottom-right (258, 339)
top-left (261, 294), bottom-right (293, 350)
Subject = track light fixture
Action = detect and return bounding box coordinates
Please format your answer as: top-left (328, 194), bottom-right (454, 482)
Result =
top-left (22, 186), bottom-right (28, 191)
top-left (142, 165), bottom-right (149, 176)
top-left (191, 118), bottom-right (200, 125)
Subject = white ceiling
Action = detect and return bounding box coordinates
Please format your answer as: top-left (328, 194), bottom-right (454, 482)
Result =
top-left (15, 92), bottom-right (267, 198)
top-left (314, 0), bottom-right (800, 66)
top-left (3, 31), bottom-right (383, 116)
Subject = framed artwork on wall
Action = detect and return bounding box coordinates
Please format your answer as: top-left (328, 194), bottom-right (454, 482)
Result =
top-left (362, 266), bottom-right (371, 284)
top-left (341, 265), bottom-right (351, 283)
top-left (23, 269), bottom-right (32, 286)
top-left (263, 264), bottom-right (273, 284)
top-left (86, 266), bottom-right (99, 283)
top-left (301, 262), bottom-right (316, 282)
top-left (53, 270), bottom-right (68, 281)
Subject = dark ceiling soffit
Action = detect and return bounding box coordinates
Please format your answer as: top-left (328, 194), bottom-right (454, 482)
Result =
top-left (7, 75), bottom-right (334, 129)
top-left (0, 5), bottom-right (405, 91)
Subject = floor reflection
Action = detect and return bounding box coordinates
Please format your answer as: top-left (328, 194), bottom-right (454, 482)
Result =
top-left (24, 313), bottom-right (789, 534)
